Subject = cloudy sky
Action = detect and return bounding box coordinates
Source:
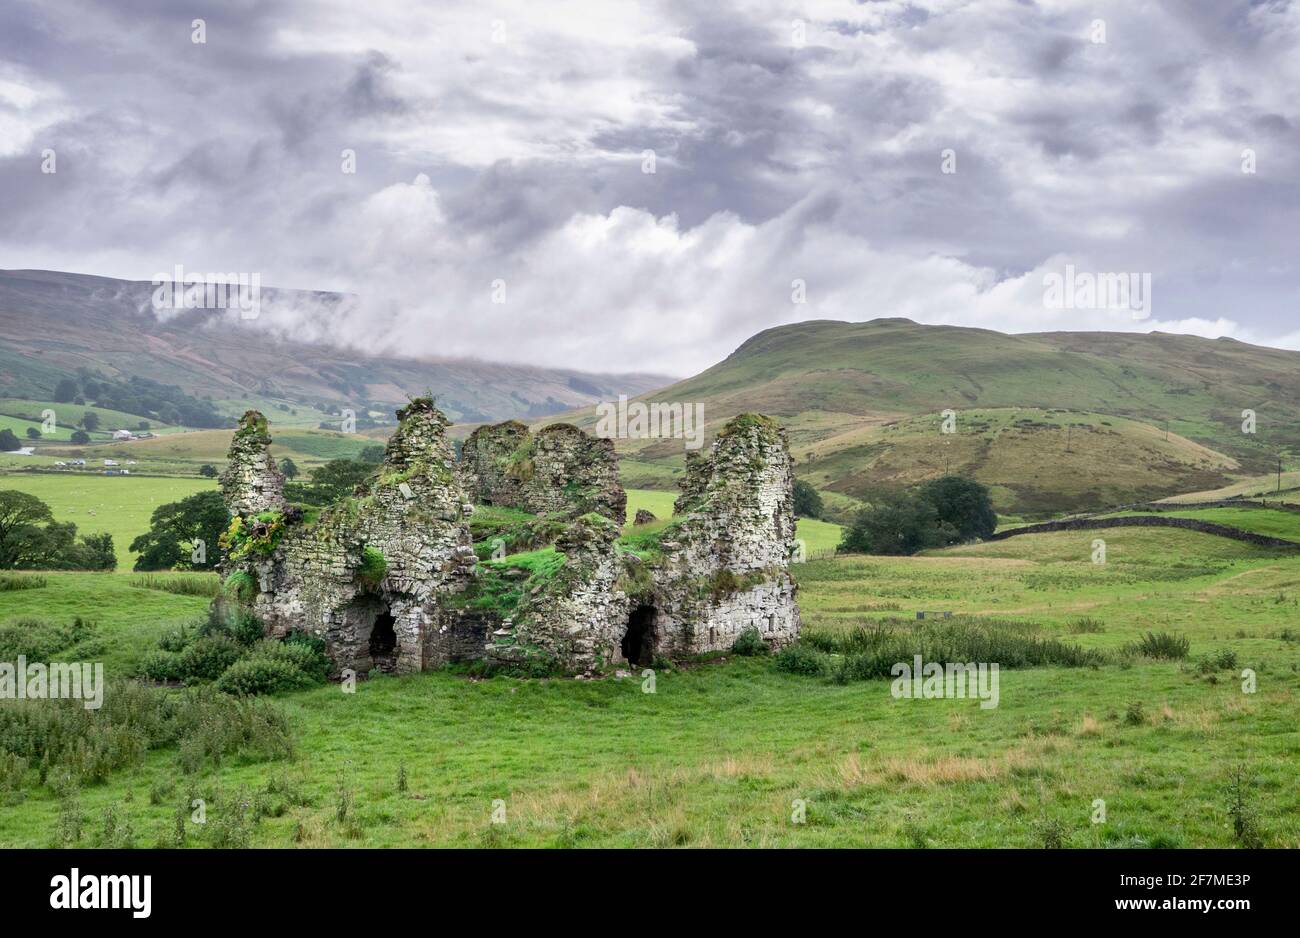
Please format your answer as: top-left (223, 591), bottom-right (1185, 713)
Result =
top-left (2, 0), bottom-right (1298, 375)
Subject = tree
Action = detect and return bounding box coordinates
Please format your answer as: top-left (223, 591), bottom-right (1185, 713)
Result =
top-left (792, 479), bottom-right (824, 520)
top-left (53, 378), bottom-right (79, 403)
top-left (919, 476), bottom-right (997, 542)
top-left (198, 464), bottom-right (218, 478)
top-left (304, 458), bottom-right (377, 503)
top-left (838, 492), bottom-right (958, 556)
top-left (26, 427), bottom-right (40, 440)
top-left (279, 457), bottom-right (299, 480)
top-left (70, 430), bottom-right (91, 445)
top-left (358, 445), bottom-right (386, 464)
top-left (129, 490), bottom-right (231, 571)
top-left (80, 411), bottom-right (100, 431)
top-left (0, 491), bottom-right (54, 567)
top-left (0, 429), bottom-right (21, 452)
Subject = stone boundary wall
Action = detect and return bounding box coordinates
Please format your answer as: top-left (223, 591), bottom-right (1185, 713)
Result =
top-left (989, 514), bottom-right (1300, 548)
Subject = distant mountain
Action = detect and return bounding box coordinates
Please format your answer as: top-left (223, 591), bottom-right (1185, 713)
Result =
top-left (0, 269), bottom-right (673, 424)
top-left (557, 319), bottom-right (1300, 516)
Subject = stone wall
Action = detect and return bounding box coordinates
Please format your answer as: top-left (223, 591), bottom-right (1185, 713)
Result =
top-left (222, 400), bottom-right (479, 676)
top-left (220, 405), bottom-right (801, 678)
top-left (987, 514), bottom-right (1300, 548)
top-left (460, 420), bottom-right (530, 507)
top-left (220, 411), bottom-right (287, 516)
top-left (459, 420), bottom-right (626, 521)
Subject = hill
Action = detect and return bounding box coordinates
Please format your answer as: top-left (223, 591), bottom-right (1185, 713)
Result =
top-left (0, 269), bottom-right (672, 425)
top-left (556, 319), bottom-right (1300, 516)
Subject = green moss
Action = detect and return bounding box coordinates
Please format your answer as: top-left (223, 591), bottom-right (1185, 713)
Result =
top-left (448, 547), bottom-right (566, 616)
top-left (469, 507), bottom-right (566, 560)
top-left (222, 571), bottom-right (256, 603)
top-left (357, 547), bottom-right (387, 586)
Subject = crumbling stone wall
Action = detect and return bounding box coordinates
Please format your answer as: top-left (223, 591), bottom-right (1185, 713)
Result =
top-left (459, 420), bottom-right (626, 521)
top-left (220, 404), bottom-right (800, 678)
top-left (221, 400), bottom-right (477, 676)
top-left (221, 411), bottom-right (287, 516)
top-left (460, 420), bottom-right (530, 507)
top-left (651, 414), bottom-right (801, 656)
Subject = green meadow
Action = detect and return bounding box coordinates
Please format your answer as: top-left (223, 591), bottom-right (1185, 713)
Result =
top-left (0, 474), bottom-right (214, 568)
top-left (1, 512), bottom-right (1297, 848)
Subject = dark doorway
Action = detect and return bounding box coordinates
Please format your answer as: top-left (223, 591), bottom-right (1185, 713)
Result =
top-left (621, 605), bottom-right (657, 667)
top-left (369, 609), bottom-right (399, 671)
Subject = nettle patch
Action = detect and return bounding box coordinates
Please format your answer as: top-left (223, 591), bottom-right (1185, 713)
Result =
top-left (219, 511), bottom-right (286, 560)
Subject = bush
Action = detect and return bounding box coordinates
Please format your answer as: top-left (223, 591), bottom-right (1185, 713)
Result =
top-left (792, 480), bottom-right (824, 520)
top-left (178, 635), bottom-right (243, 682)
top-left (140, 650), bottom-right (185, 683)
top-left (731, 627), bottom-right (769, 657)
top-left (774, 643), bottom-right (829, 676)
top-left (0, 616), bottom-right (95, 660)
top-left (215, 656), bottom-right (314, 696)
top-left (1128, 631), bottom-right (1190, 660)
top-left (838, 492), bottom-right (958, 556)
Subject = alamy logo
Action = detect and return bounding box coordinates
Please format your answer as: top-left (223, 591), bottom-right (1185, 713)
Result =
top-left (151, 264), bottom-right (261, 319)
top-left (0, 657), bottom-right (103, 709)
top-left (594, 395), bottom-right (705, 450)
top-left (50, 868), bottom-right (151, 918)
top-left (1042, 264), bottom-right (1152, 320)
top-left (890, 655), bottom-right (1000, 709)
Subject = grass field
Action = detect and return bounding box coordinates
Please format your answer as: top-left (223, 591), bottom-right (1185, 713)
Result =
top-left (0, 474), bottom-right (213, 568)
top-left (1, 524), bottom-right (1296, 848)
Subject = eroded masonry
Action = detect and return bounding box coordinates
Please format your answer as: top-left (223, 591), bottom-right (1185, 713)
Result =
top-left (217, 399), bottom-right (800, 676)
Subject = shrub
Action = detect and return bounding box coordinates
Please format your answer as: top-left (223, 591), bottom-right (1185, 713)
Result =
top-left (731, 627), bottom-right (769, 657)
top-left (775, 644), bottom-right (829, 676)
top-left (1124, 701), bottom-right (1146, 726)
top-left (140, 650), bottom-right (185, 683)
top-left (1225, 764), bottom-right (1264, 849)
top-left (0, 616), bottom-right (96, 660)
top-left (178, 635), bottom-right (243, 682)
top-left (215, 656), bottom-right (314, 696)
top-left (1128, 631), bottom-right (1190, 660)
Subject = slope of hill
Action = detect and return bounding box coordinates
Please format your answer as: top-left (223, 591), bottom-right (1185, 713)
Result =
top-left (556, 319), bottom-right (1300, 515)
top-left (0, 269), bottom-right (672, 425)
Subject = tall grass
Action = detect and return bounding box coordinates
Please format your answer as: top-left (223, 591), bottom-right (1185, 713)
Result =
top-left (0, 574), bottom-right (46, 592)
top-left (130, 573), bottom-right (221, 598)
top-left (787, 616), bottom-right (1109, 682)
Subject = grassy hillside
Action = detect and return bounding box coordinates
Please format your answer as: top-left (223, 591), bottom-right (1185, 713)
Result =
top-left (552, 319), bottom-right (1300, 515)
top-left (1, 525), bottom-right (1296, 848)
top-left (0, 269), bottom-right (672, 424)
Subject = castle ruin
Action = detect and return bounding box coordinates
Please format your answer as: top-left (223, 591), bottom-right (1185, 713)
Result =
top-left (218, 401), bottom-right (800, 677)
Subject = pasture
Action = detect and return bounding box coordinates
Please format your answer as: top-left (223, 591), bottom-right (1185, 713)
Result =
top-left (1, 524), bottom-right (1296, 848)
